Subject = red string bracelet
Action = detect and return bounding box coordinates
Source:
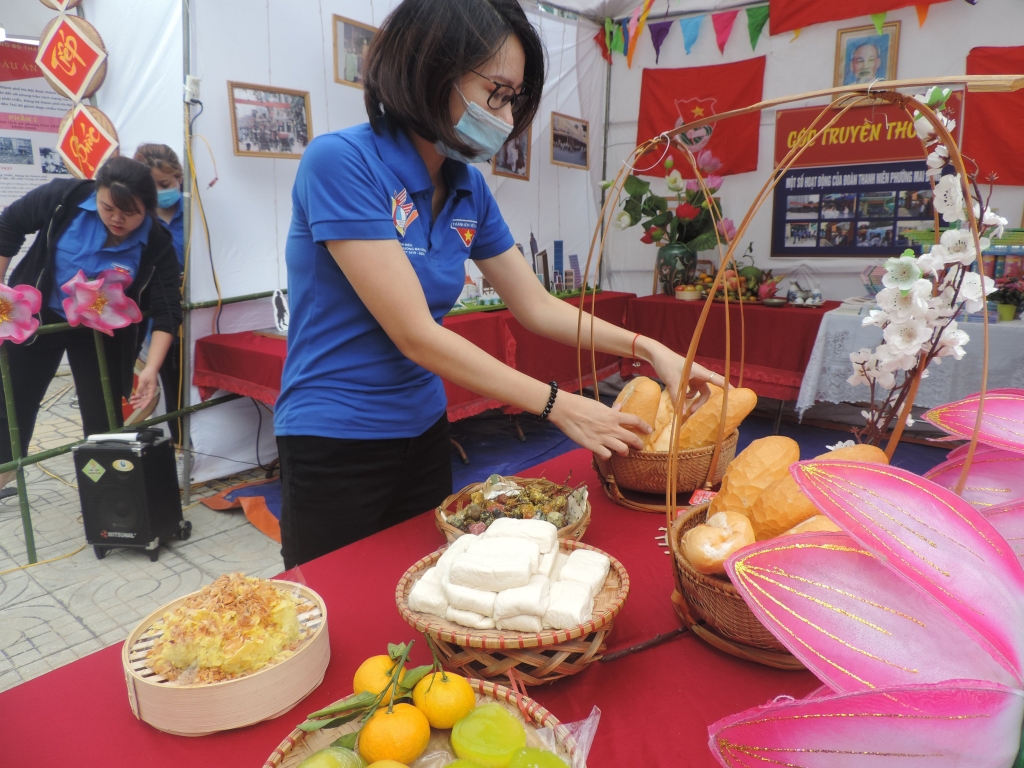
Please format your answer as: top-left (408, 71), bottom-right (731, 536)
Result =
top-left (631, 332), bottom-right (641, 369)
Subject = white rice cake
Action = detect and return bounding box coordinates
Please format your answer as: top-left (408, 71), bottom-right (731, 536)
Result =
top-left (446, 606), bottom-right (495, 630)
top-left (436, 534), bottom-right (477, 581)
top-left (448, 553), bottom-right (533, 592)
top-left (467, 536), bottom-right (540, 573)
top-left (407, 567), bottom-right (448, 618)
top-left (481, 517), bottom-right (558, 554)
top-left (549, 552), bottom-right (570, 582)
top-left (558, 549), bottom-right (610, 600)
top-left (543, 580), bottom-right (594, 630)
top-left (443, 575), bottom-right (497, 616)
top-left (496, 615), bottom-right (543, 633)
top-left (493, 575), bottom-right (550, 620)
top-left (538, 548), bottom-right (558, 580)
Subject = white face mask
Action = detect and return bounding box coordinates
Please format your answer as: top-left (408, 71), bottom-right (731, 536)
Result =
top-left (434, 89), bottom-right (513, 164)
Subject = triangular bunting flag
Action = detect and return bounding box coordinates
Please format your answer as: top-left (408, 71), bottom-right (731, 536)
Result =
top-left (628, 0), bottom-right (657, 68)
top-left (916, 4), bottom-right (929, 25)
top-left (711, 10), bottom-right (739, 54)
top-left (746, 6), bottom-right (769, 51)
top-left (621, 18), bottom-right (631, 56)
top-left (790, 28), bottom-right (801, 41)
top-left (648, 20), bottom-right (673, 63)
top-left (610, 20), bottom-right (624, 53)
top-left (680, 15), bottom-right (704, 55)
top-left (594, 26), bottom-right (612, 63)
top-left (870, 12), bottom-right (886, 34)
top-left (604, 17), bottom-right (614, 52)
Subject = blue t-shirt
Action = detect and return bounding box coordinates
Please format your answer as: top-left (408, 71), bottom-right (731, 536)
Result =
top-left (165, 199), bottom-right (184, 269)
top-left (274, 123), bottom-right (515, 440)
top-left (48, 192), bottom-right (152, 316)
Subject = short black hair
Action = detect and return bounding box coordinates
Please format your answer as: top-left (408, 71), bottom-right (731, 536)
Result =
top-left (363, 0), bottom-right (544, 157)
top-left (94, 155), bottom-right (158, 215)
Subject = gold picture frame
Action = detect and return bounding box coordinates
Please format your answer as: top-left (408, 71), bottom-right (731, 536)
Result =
top-left (550, 112), bottom-right (589, 171)
top-left (492, 126), bottom-right (531, 181)
top-left (228, 82), bottom-right (312, 159)
top-left (833, 21), bottom-right (900, 90)
top-left (333, 15), bottom-right (376, 89)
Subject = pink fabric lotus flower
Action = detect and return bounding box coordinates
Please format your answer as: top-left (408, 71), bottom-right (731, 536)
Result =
top-left (923, 388), bottom-right (1024, 454)
top-left (697, 150), bottom-right (723, 174)
top-left (61, 269), bottom-right (142, 336)
top-left (716, 218), bottom-right (736, 241)
top-left (708, 459), bottom-right (1024, 765)
top-left (704, 174), bottom-right (723, 192)
top-left (0, 283), bottom-right (42, 344)
top-left (675, 202), bottom-right (701, 220)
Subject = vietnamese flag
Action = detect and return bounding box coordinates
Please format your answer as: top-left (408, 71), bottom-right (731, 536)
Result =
top-left (769, 0), bottom-right (951, 35)
top-left (961, 46), bottom-right (1024, 186)
top-left (635, 57), bottom-right (765, 178)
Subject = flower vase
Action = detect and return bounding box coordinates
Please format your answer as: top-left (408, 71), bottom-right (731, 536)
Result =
top-left (997, 303), bottom-right (1017, 322)
top-left (655, 243), bottom-right (697, 296)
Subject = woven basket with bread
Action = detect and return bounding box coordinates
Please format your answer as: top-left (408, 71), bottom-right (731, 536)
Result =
top-left (669, 438), bottom-right (890, 666)
top-left (603, 376), bottom-right (756, 495)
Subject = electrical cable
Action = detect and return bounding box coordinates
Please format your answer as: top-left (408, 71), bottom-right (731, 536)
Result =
top-left (250, 398), bottom-right (274, 471)
top-left (184, 125), bottom-right (223, 333)
top-left (0, 545), bottom-right (88, 577)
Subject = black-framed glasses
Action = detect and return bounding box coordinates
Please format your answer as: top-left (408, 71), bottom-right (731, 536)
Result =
top-left (469, 69), bottom-right (526, 109)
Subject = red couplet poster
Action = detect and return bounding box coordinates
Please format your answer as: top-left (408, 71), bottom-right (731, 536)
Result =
top-left (961, 46), bottom-right (1024, 186)
top-left (634, 57), bottom-right (766, 178)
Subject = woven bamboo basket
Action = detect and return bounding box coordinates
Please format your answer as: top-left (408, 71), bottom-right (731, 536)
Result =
top-left (435, 476), bottom-right (591, 543)
top-left (606, 429), bottom-right (739, 495)
top-left (397, 539), bottom-right (629, 686)
top-left (670, 504), bottom-right (803, 669)
top-left (122, 581), bottom-right (330, 736)
top-left (263, 679), bottom-right (583, 767)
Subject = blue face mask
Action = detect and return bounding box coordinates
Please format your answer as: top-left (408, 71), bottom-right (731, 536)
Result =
top-left (157, 187), bottom-right (181, 209)
top-left (435, 90), bottom-right (513, 164)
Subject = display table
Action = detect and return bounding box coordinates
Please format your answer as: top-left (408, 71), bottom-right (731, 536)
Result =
top-left (0, 449), bottom-right (817, 767)
top-left (796, 312), bottom-right (1024, 416)
top-left (624, 296), bottom-right (839, 400)
top-left (193, 292), bottom-right (635, 422)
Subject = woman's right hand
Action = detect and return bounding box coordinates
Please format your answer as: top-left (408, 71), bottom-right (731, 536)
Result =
top-left (547, 391), bottom-right (650, 460)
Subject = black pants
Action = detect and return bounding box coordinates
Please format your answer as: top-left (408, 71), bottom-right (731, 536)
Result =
top-left (277, 413), bottom-right (453, 568)
top-left (0, 310), bottom-right (124, 464)
top-left (158, 337), bottom-right (181, 444)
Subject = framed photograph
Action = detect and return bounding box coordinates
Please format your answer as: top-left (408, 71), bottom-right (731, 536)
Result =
top-left (492, 126), bottom-right (531, 181)
top-left (550, 112), bottom-right (589, 170)
top-left (834, 21), bottom-right (900, 88)
top-left (333, 15), bottom-right (376, 89)
top-left (535, 249), bottom-right (550, 291)
top-left (228, 82), bottom-right (312, 159)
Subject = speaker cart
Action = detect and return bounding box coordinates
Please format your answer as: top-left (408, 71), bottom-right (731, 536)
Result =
top-left (72, 429), bottom-right (191, 562)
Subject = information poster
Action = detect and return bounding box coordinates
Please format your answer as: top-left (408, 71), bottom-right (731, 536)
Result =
top-left (0, 41), bottom-right (73, 228)
top-left (771, 96), bottom-right (961, 258)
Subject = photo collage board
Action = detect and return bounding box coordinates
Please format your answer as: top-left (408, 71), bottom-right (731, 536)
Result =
top-left (771, 159), bottom-right (938, 258)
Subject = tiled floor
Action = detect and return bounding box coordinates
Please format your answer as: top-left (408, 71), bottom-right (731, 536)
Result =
top-left (0, 368), bottom-right (282, 693)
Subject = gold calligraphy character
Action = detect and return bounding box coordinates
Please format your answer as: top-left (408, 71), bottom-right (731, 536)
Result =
top-left (51, 28), bottom-right (87, 77)
top-left (69, 122), bottom-right (101, 173)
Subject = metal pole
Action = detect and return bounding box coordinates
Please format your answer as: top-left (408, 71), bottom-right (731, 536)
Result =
top-left (598, 52), bottom-right (612, 290)
top-left (92, 330), bottom-right (120, 431)
top-left (181, 0), bottom-right (194, 502)
top-left (0, 344), bottom-right (37, 564)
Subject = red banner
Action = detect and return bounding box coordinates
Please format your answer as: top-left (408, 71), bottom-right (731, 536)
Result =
top-left (961, 46), bottom-right (1024, 186)
top-left (774, 92), bottom-right (963, 167)
top-left (635, 57), bottom-right (765, 179)
top-left (769, 0), bottom-right (951, 35)
top-left (0, 42), bottom-right (42, 83)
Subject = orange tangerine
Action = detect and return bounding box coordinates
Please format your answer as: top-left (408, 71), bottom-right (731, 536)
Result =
top-left (353, 655), bottom-right (406, 696)
top-left (358, 703), bottom-right (430, 765)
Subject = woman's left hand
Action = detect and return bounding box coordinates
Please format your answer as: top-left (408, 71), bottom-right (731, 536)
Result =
top-left (648, 343), bottom-right (725, 414)
top-left (130, 366), bottom-right (160, 410)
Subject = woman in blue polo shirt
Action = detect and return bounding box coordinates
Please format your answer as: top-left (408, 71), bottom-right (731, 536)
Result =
top-left (275, 0), bottom-right (723, 567)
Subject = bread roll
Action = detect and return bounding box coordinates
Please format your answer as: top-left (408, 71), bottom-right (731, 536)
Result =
top-left (813, 443), bottom-right (889, 464)
top-left (750, 474), bottom-right (818, 540)
top-left (781, 515), bottom-right (842, 536)
top-left (682, 511), bottom-right (755, 575)
top-left (614, 376), bottom-right (661, 438)
top-left (709, 436), bottom-right (800, 519)
top-left (645, 388), bottom-right (675, 450)
top-left (676, 388), bottom-right (758, 449)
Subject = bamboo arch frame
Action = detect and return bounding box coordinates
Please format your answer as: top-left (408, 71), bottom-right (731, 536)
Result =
top-left (570, 74), bottom-right (1024, 525)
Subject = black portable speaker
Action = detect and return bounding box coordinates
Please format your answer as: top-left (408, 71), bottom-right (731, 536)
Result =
top-left (72, 428), bottom-right (191, 561)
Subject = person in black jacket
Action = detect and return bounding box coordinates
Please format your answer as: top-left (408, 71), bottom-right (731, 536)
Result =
top-left (0, 157), bottom-right (182, 493)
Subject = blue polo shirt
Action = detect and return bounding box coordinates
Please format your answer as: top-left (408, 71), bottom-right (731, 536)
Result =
top-left (274, 122), bottom-right (514, 440)
top-left (48, 192), bottom-right (152, 316)
top-left (165, 199), bottom-right (184, 269)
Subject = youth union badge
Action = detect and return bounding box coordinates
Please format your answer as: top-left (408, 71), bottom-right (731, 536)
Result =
top-left (451, 219), bottom-right (477, 247)
top-left (672, 96), bottom-right (717, 153)
top-left (391, 189), bottom-right (419, 237)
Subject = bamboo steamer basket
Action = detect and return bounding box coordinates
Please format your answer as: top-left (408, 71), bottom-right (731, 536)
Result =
top-left (670, 504), bottom-right (803, 669)
top-left (606, 429), bottom-right (739, 495)
top-left (435, 476), bottom-right (591, 543)
top-left (122, 580), bottom-right (330, 736)
top-left (263, 679), bottom-right (583, 767)
top-left (397, 539), bottom-right (628, 686)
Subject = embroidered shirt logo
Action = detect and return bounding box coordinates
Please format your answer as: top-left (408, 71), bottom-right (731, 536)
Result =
top-left (451, 219), bottom-right (478, 247)
top-left (391, 189), bottom-right (419, 237)
top-left (111, 262), bottom-right (135, 277)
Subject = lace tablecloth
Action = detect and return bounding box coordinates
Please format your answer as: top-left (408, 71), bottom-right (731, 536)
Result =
top-left (796, 311), bottom-right (1024, 416)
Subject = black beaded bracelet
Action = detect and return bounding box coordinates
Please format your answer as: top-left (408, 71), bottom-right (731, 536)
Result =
top-left (540, 380), bottom-right (559, 420)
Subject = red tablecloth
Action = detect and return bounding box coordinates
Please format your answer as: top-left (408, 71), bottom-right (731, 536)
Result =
top-left (624, 296), bottom-right (839, 400)
top-left (193, 293), bottom-right (635, 422)
top-left (0, 449), bottom-right (817, 768)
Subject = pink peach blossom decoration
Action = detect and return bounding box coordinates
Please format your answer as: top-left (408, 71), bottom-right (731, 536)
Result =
top-left (60, 269), bottom-right (141, 336)
top-left (0, 284), bottom-right (42, 344)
